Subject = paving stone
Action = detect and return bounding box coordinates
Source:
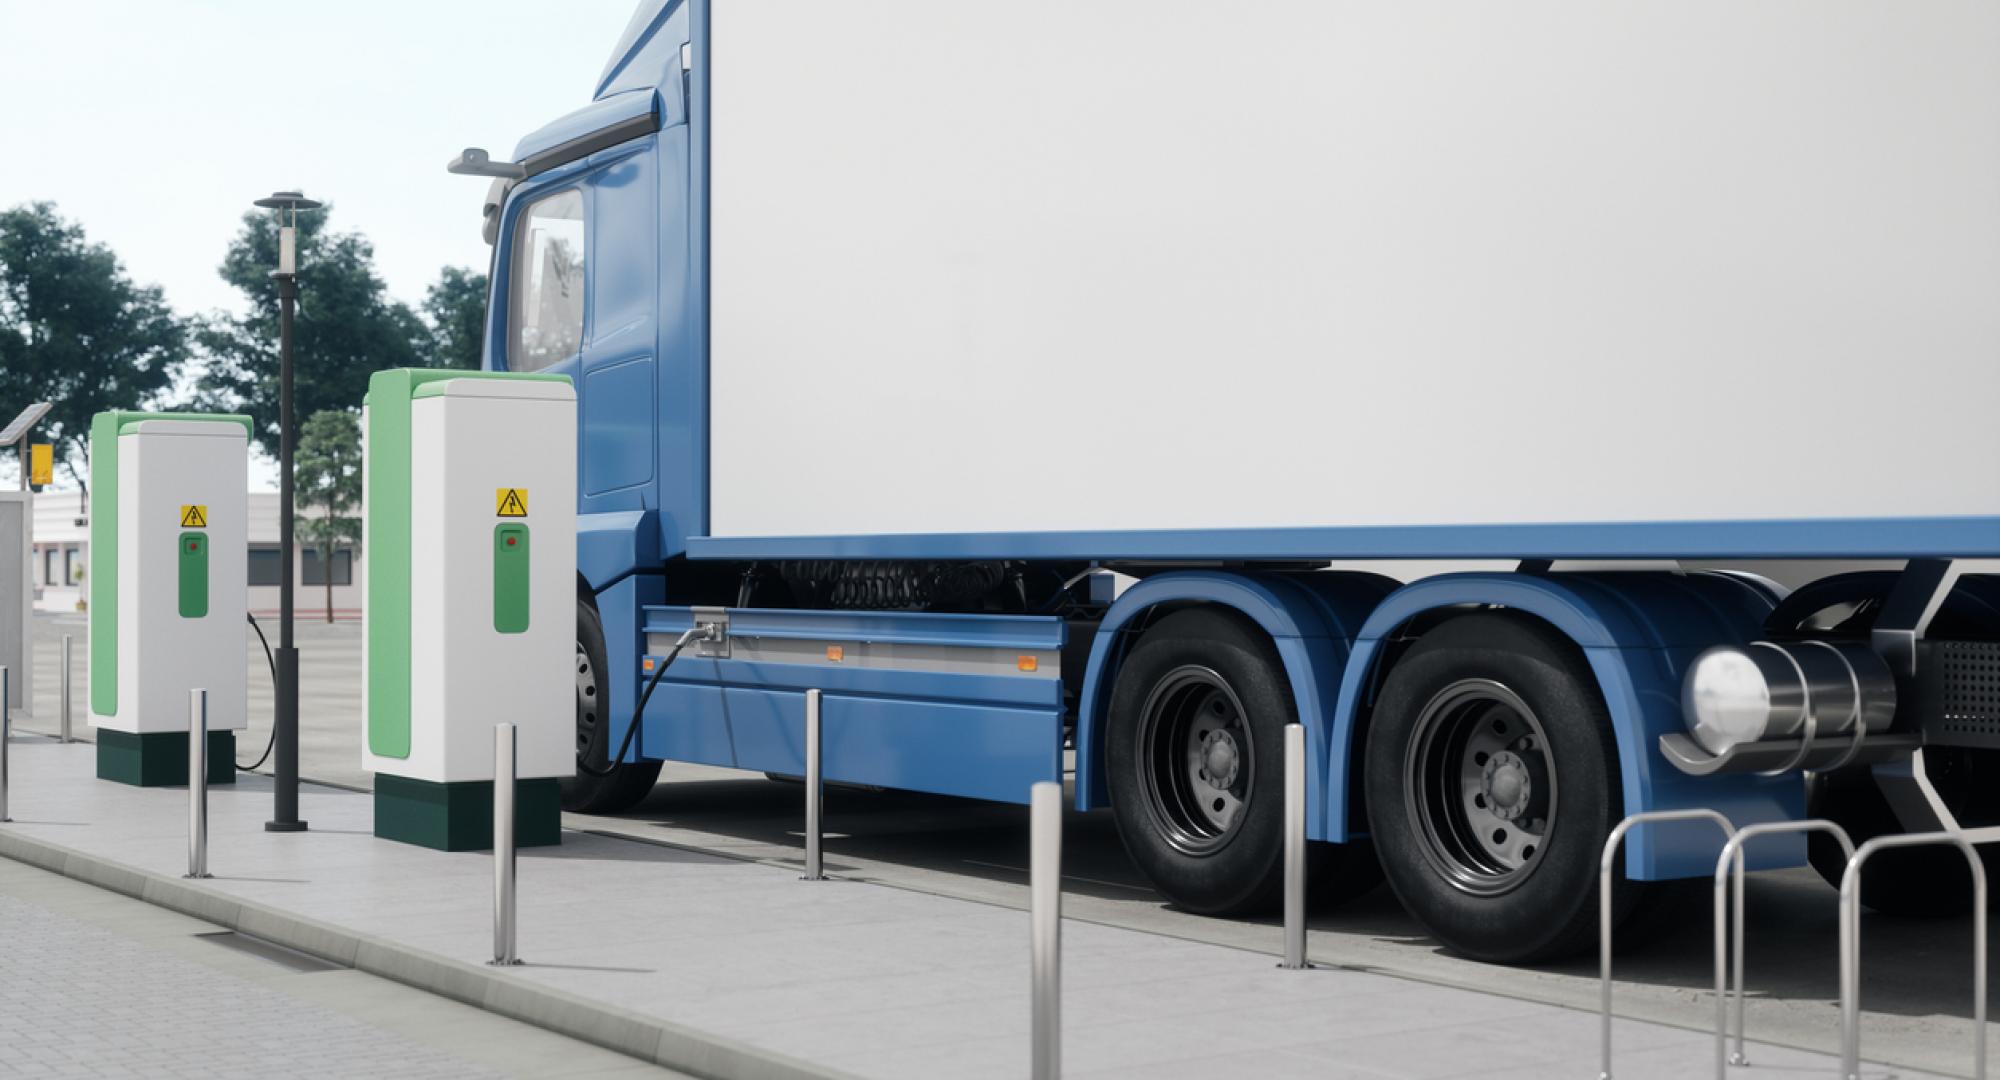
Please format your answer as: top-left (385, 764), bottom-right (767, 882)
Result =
top-left (0, 888), bottom-right (581, 1079)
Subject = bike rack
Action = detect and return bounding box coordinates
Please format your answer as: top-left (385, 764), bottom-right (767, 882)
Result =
top-left (1606, 810), bottom-right (1996, 1080)
top-left (1711, 819), bottom-right (1854, 1077)
top-left (1839, 830), bottom-right (1990, 1080)
top-left (1600, 809), bottom-right (1737, 1080)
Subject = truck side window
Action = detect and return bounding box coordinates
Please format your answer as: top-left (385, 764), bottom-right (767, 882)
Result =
top-left (508, 189), bottom-right (586, 371)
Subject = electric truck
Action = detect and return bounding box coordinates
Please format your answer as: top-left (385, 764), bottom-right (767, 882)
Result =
top-left (446, 0), bottom-right (2000, 962)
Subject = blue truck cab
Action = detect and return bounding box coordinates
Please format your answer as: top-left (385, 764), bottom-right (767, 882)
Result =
top-left (457, 0), bottom-right (2000, 962)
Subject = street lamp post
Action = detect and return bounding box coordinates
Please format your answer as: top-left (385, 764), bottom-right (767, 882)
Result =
top-left (254, 190), bottom-right (321, 833)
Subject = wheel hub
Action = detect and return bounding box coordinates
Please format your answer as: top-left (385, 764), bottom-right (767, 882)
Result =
top-left (1198, 730), bottom-right (1241, 790)
top-left (1137, 666), bottom-right (1256, 856)
top-left (1404, 679), bottom-right (1559, 897)
top-left (575, 642), bottom-right (599, 755)
top-left (1481, 750), bottom-right (1531, 821)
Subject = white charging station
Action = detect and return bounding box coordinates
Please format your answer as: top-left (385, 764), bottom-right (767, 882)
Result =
top-left (87, 411), bottom-right (250, 786)
top-left (362, 370), bottom-right (575, 850)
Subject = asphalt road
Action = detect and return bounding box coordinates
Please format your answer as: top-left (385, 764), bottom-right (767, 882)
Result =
top-left (18, 611), bottom-right (1993, 1077)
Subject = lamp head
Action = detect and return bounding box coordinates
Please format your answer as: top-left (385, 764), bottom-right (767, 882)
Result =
top-left (253, 190), bottom-right (322, 212)
top-left (252, 191), bottom-right (322, 276)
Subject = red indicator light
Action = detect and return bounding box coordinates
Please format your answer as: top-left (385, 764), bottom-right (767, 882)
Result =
top-left (188, 542), bottom-right (198, 552)
top-left (506, 537), bottom-right (516, 546)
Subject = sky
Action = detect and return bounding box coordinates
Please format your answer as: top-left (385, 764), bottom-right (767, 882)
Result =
top-left (0, 0), bottom-right (639, 319)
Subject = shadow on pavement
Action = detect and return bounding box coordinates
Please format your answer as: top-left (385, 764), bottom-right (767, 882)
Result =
top-left (603, 769), bottom-right (1995, 1026)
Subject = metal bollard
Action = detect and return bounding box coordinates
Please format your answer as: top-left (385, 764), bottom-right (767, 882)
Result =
top-left (186, 689), bottom-right (210, 878)
top-left (1, 666), bottom-right (11, 824)
top-left (1840, 831), bottom-right (1987, 1080)
top-left (1280, 722), bottom-right (1309, 969)
top-left (490, 722), bottom-right (521, 966)
top-left (59, 636), bottom-right (73, 744)
top-left (1030, 780), bottom-right (1062, 1080)
top-left (802, 689), bottom-right (825, 880)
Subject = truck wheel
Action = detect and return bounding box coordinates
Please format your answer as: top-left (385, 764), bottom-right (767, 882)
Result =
top-left (561, 592), bottom-right (662, 814)
top-left (1363, 613), bottom-right (1633, 963)
top-left (1107, 608), bottom-right (1381, 916)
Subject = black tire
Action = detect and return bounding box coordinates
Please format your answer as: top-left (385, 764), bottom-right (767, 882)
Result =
top-left (1107, 608), bottom-right (1382, 916)
top-left (1364, 612), bottom-right (1636, 963)
top-left (561, 591), bottom-right (662, 814)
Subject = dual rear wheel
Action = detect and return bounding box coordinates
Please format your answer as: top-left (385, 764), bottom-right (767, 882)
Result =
top-left (1108, 608), bottom-right (1629, 963)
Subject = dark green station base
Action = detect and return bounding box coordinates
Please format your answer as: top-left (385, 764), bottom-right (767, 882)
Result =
top-left (96, 729), bottom-right (236, 787)
top-left (373, 774), bottom-right (562, 852)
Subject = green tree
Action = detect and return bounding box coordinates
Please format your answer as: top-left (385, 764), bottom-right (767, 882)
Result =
top-left (294, 409), bottom-right (363, 623)
top-left (196, 205), bottom-right (431, 459)
top-left (0, 202), bottom-right (189, 489)
top-left (423, 266), bottom-right (487, 370)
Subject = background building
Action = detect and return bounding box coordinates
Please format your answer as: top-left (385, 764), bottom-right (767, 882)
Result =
top-left (29, 490), bottom-right (361, 619)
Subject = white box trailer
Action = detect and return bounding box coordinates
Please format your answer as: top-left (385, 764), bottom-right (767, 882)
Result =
top-left (704, 1), bottom-right (2000, 548)
top-left (467, 0), bottom-right (2000, 963)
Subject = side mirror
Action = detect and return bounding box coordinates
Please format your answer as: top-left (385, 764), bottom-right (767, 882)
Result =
top-left (447, 148), bottom-right (526, 181)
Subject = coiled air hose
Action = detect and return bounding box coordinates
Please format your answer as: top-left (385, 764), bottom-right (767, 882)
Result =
top-left (575, 624), bottom-right (719, 778)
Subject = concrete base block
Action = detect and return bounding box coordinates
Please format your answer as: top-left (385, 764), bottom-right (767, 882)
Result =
top-left (371, 775), bottom-right (561, 851)
top-left (96, 729), bottom-right (235, 787)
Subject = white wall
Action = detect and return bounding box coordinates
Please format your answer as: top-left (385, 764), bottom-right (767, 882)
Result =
top-left (29, 490), bottom-right (363, 618)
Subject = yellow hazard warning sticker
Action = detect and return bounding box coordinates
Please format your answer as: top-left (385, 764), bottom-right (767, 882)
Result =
top-left (495, 488), bottom-right (529, 517)
top-left (179, 505), bottom-right (208, 528)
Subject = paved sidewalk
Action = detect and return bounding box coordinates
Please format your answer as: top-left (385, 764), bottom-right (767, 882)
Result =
top-left (0, 738), bottom-right (1958, 1079)
top-left (0, 858), bottom-right (683, 1079)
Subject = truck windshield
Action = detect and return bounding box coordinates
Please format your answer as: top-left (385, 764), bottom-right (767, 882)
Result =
top-left (508, 189), bottom-right (585, 371)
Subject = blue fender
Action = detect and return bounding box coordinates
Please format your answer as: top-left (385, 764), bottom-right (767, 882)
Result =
top-left (577, 509), bottom-right (665, 764)
top-left (577, 509), bottom-right (659, 592)
top-left (1074, 570), bottom-right (1397, 842)
top-left (1325, 570), bottom-right (1803, 879)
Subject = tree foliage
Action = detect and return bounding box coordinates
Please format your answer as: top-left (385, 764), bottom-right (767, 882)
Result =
top-left (196, 205), bottom-right (439, 458)
top-left (0, 202), bottom-right (189, 488)
top-left (294, 408), bottom-right (363, 623)
top-left (423, 265), bottom-right (488, 371)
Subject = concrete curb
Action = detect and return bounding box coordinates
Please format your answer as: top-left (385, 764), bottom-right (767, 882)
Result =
top-left (0, 828), bottom-right (861, 1080)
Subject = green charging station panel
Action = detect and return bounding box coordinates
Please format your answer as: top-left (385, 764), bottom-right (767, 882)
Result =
top-left (178, 531), bottom-right (208, 618)
top-left (493, 523), bottom-right (529, 633)
top-left (362, 370), bottom-right (573, 852)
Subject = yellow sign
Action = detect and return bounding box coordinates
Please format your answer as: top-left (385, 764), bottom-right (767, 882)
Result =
top-left (179, 505), bottom-right (208, 528)
top-left (28, 443), bottom-right (51, 487)
top-left (495, 488), bottom-right (528, 517)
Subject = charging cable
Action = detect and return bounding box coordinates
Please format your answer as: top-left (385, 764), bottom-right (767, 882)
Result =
top-left (575, 624), bottom-right (720, 777)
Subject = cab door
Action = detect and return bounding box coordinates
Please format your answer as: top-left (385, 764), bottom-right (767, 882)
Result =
top-left (574, 143), bottom-right (659, 514)
top-left (495, 138), bottom-right (661, 517)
